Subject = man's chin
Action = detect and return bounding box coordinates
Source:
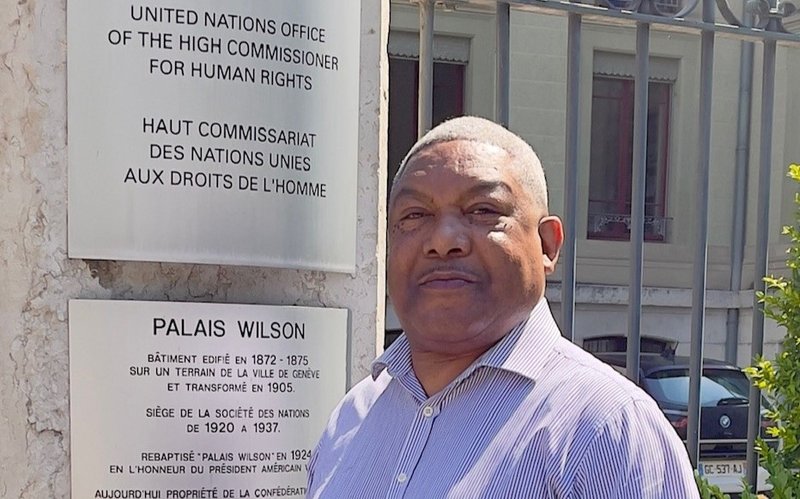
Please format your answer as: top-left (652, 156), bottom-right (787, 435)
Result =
top-left (413, 292), bottom-right (480, 310)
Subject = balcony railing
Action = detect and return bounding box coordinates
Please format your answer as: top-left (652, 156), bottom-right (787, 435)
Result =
top-left (587, 212), bottom-right (671, 241)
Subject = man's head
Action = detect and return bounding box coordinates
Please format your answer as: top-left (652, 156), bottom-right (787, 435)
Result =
top-left (392, 116), bottom-right (549, 213)
top-left (388, 116), bottom-right (564, 358)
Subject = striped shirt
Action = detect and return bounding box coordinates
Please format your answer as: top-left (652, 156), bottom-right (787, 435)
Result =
top-left (307, 299), bottom-right (699, 498)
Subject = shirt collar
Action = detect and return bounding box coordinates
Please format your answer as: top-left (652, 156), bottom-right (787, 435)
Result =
top-left (371, 298), bottom-right (562, 383)
top-left (476, 298), bottom-right (562, 381)
top-left (371, 331), bottom-right (413, 380)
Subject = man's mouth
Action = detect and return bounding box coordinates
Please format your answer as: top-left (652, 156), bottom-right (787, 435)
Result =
top-left (418, 270), bottom-right (478, 289)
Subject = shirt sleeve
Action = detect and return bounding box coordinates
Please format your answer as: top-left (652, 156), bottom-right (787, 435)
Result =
top-left (570, 399), bottom-right (700, 499)
top-left (306, 432), bottom-right (326, 497)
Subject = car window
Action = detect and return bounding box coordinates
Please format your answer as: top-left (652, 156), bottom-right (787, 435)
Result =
top-left (583, 336), bottom-right (676, 354)
top-left (643, 368), bottom-right (749, 407)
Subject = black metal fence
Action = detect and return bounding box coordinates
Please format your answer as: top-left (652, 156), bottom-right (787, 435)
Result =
top-left (407, 0), bottom-right (800, 488)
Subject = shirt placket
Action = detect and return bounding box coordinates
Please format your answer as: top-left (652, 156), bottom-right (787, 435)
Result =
top-left (385, 400), bottom-right (441, 499)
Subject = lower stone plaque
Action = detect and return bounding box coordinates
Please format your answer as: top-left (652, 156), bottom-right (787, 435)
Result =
top-left (69, 299), bottom-right (348, 499)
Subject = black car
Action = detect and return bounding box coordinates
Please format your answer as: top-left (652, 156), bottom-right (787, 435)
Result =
top-left (583, 335), bottom-right (776, 494)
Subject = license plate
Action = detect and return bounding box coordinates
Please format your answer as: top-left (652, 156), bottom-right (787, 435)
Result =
top-left (699, 460), bottom-right (746, 476)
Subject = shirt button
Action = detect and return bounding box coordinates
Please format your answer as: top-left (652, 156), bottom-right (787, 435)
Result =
top-left (397, 472), bottom-right (408, 483)
top-left (422, 406), bottom-right (434, 417)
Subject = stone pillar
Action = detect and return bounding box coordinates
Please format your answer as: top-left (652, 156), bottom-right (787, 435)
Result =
top-left (0, 1), bottom-right (388, 496)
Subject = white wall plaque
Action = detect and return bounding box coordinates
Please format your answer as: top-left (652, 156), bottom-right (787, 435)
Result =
top-left (67, 1), bottom-right (359, 272)
top-left (69, 299), bottom-right (347, 499)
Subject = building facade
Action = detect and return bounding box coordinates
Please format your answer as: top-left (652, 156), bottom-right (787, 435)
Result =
top-left (386, 1), bottom-right (800, 365)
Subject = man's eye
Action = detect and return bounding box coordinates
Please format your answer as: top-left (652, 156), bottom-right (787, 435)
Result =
top-left (468, 206), bottom-right (499, 216)
top-left (401, 211), bottom-right (426, 221)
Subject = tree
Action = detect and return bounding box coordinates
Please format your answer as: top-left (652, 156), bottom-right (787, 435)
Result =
top-left (742, 164), bottom-right (800, 499)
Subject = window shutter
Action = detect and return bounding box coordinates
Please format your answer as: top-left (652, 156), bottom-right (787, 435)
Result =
top-left (388, 31), bottom-right (470, 63)
top-left (593, 51), bottom-right (678, 82)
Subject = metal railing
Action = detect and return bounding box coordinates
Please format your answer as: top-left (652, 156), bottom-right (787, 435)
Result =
top-left (408, 0), bottom-right (800, 489)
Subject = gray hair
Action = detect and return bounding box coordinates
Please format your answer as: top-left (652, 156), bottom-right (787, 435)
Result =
top-left (391, 116), bottom-right (549, 210)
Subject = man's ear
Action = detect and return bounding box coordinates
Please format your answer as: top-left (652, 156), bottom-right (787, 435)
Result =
top-left (539, 216), bottom-right (564, 275)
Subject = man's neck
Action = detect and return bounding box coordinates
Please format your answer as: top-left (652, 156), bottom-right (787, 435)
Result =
top-left (410, 348), bottom-right (490, 397)
top-left (402, 304), bottom-right (541, 397)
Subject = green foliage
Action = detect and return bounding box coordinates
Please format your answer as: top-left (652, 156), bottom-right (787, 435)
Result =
top-left (742, 164), bottom-right (800, 498)
top-left (695, 471), bottom-right (731, 499)
top-left (694, 471), bottom-right (765, 499)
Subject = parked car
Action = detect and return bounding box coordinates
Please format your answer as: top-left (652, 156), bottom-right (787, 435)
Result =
top-left (583, 335), bottom-right (776, 495)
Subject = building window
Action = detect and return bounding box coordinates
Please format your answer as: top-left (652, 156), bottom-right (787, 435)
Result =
top-left (388, 57), bottom-right (465, 188)
top-left (386, 31), bottom-right (469, 192)
top-left (386, 32), bottom-right (468, 348)
top-left (385, 57), bottom-right (465, 348)
top-left (587, 76), bottom-right (672, 241)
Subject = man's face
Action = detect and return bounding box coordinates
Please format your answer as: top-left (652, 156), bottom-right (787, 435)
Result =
top-left (387, 139), bottom-right (563, 356)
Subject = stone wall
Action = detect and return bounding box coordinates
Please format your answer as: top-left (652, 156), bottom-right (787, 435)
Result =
top-left (0, 1), bottom-right (388, 497)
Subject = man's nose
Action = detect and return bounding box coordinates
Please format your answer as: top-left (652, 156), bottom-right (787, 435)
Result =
top-left (423, 213), bottom-right (471, 258)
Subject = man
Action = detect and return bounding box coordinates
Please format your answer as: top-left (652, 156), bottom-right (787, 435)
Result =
top-left (307, 116), bottom-right (698, 498)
